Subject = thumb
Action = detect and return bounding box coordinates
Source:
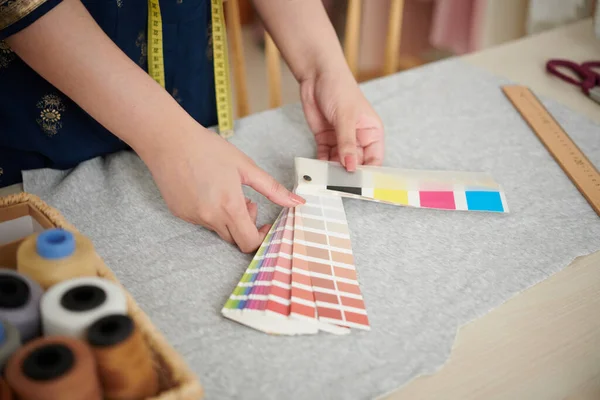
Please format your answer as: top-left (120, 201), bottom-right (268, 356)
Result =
top-left (242, 164), bottom-right (305, 207)
top-left (334, 108), bottom-right (358, 172)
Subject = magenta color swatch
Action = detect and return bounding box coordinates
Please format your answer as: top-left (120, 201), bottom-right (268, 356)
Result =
top-left (419, 191), bottom-right (456, 209)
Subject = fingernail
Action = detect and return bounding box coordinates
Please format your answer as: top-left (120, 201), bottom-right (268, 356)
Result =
top-left (344, 155), bottom-right (356, 172)
top-left (291, 193), bottom-right (306, 204)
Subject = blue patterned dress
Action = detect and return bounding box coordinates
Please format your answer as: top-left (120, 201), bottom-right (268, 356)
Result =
top-left (0, 0), bottom-right (217, 187)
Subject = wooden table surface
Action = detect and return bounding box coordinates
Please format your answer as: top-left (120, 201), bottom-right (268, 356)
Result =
top-left (1, 18), bottom-right (598, 400)
top-left (384, 18), bottom-right (600, 400)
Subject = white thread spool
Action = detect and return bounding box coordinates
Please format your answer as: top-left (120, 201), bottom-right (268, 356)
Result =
top-left (40, 277), bottom-right (127, 339)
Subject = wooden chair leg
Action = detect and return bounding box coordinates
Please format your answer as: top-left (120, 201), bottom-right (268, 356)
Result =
top-left (264, 32), bottom-right (282, 109)
top-left (225, 0), bottom-right (250, 118)
top-left (344, 0), bottom-right (362, 78)
top-left (383, 0), bottom-right (404, 76)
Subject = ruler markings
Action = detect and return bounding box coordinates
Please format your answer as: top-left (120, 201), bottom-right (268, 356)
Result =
top-left (502, 85), bottom-right (600, 216)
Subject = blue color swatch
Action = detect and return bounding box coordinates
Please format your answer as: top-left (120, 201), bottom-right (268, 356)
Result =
top-left (465, 191), bottom-right (504, 212)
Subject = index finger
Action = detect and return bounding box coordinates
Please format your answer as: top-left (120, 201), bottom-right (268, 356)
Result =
top-left (242, 164), bottom-right (305, 207)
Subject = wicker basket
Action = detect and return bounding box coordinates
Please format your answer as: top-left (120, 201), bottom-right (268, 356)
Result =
top-left (0, 192), bottom-right (204, 400)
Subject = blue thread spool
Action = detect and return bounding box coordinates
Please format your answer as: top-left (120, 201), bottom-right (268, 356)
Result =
top-left (0, 269), bottom-right (43, 342)
top-left (17, 229), bottom-right (98, 290)
top-left (35, 229), bottom-right (76, 260)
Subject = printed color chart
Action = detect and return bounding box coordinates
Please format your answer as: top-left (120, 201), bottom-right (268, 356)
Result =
top-left (292, 194), bottom-right (368, 332)
top-left (222, 196), bottom-right (368, 335)
top-left (222, 209), bottom-right (319, 335)
top-left (222, 158), bottom-right (509, 336)
top-left (294, 158), bottom-right (509, 213)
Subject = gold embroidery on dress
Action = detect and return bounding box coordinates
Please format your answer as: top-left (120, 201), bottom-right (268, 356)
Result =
top-left (36, 94), bottom-right (65, 137)
top-left (116, 0), bottom-right (123, 7)
top-left (206, 23), bottom-right (213, 61)
top-left (0, 40), bottom-right (15, 69)
top-left (0, 0), bottom-right (48, 30)
top-left (135, 31), bottom-right (147, 66)
top-left (0, 167), bottom-right (3, 177)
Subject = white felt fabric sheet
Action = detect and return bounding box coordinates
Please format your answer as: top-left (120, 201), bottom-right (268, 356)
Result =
top-left (22, 59), bottom-right (600, 399)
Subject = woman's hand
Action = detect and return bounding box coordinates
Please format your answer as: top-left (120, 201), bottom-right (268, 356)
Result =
top-left (251, 0), bottom-right (384, 171)
top-left (143, 127), bottom-right (305, 253)
top-left (7, 0), bottom-right (303, 253)
top-left (300, 67), bottom-right (384, 171)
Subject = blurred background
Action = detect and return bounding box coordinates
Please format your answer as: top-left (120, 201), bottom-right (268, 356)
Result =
top-left (224, 0), bottom-right (597, 118)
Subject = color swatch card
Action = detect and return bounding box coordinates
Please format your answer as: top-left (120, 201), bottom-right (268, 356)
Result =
top-left (294, 157), bottom-right (509, 213)
top-left (222, 194), bottom-right (370, 335)
top-left (222, 157), bottom-right (509, 336)
top-left (291, 193), bottom-right (369, 333)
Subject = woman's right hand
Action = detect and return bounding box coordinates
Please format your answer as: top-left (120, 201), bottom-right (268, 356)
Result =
top-left (5, 0), bottom-right (302, 254)
top-left (142, 127), bottom-right (305, 253)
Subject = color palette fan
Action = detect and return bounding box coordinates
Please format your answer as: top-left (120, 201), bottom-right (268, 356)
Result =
top-left (222, 158), bottom-right (509, 335)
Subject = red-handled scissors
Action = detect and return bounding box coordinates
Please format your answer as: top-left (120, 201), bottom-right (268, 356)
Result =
top-left (546, 59), bottom-right (600, 105)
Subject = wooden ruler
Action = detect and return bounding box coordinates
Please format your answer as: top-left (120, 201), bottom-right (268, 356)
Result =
top-left (147, 0), bottom-right (234, 138)
top-left (502, 85), bottom-right (600, 216)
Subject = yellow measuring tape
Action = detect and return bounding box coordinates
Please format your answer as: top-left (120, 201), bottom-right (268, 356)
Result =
top-left (147, 0), bottom-right (234, 138)
top-left (147, 0), bottom-right (165, 87)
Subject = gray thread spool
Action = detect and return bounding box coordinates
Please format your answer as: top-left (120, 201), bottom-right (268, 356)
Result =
top-left (0, 319), bottom-right (21, 371)
top-left (0, 269), bottom-right (44, 342)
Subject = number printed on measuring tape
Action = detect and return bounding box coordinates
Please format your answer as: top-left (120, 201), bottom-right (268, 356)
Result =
top-left (211, 0), bottom-right (234, 138)
top-left (147, 0), bottom-right (165, 88)
top-left (147, 0), bottom-right (234, 138)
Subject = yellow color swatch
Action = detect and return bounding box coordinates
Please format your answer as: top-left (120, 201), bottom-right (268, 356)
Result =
top-left (373, 188), bottom-right (408, 205)
top-left (373, 173), bottom-right (406, 190)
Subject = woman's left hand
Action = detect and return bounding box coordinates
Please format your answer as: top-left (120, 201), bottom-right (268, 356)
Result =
top-left (299, 67), bottom-right (384, 172)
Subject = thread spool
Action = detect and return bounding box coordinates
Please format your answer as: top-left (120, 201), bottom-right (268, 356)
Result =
top-left (0, 320), bottom-right (21, 371)
top-left (4, 336), bottom-right (102, 400)
top-left (17, 228), bottom-right (98, 290)
top-left (87, 314), bottom-right (159, 399)
top-left (0, 268), bottom-right (44, 342)
top-left (0, 377), bottom-right (14, 400)
top-left (41, 277), bottom-right (127, 339)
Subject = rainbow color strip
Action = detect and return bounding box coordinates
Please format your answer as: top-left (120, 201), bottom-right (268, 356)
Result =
top-left (222, 208), bottom-right (320, 335)
top-left (221, 210), bottom-right (285, 312)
